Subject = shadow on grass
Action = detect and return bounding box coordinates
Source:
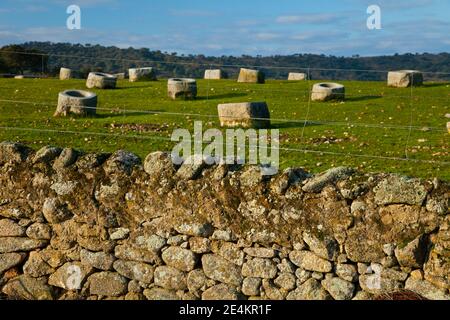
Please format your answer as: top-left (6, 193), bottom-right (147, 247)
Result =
top-left (271, 121), bottom-right (321, 129)
top-left (95, 112), bottom-right (162, 118)
top-left (67, 110), bottom-right (164, 119)
top-left (112, 84), bottom-right (158, 90)
top-left (421, 83), bottom-right (450, 88)
top-left (196, 93), bottom-right (248, 100)
top-left (344, 95), bottom-right (383, 102)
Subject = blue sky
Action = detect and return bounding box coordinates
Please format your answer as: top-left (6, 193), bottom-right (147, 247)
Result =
top-left (0, 0), bottom-right (449, 56)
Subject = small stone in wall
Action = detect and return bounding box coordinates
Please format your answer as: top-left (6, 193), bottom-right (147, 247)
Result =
top-left (0, 141), bottom-right (31, 164)
top-left (295, 269), bottom-right (312, 285)
top-left (26, 223), bottom-right (52, 240)
top-left (48, 262), bottom-right (93, 290)
top-left (23, 251), bottom-right (55, 277)
top-left (2, 274), bottom-right (54, 300)
top-left (201, 254), bottom-right (242, 286)
top-left (357, 263), bottom-right (369, 275)
top-left (394, 235), bottom-right (428, 268)
top-left (128, 280), bottom-right (142, 293)
top-left (303, 232), bottom-right (339, 261)
top-left (312, 272), bottom-right (324, 280)
top-left (405, 277), bottom-right (450, 300)
top-left (125, 292), bottom-right (145, 300)
top-left (154, 266), bottom-right (187, 290)
top-left (187, 269), bottom-right (208, 293)
top-left (175, 223), bottom-right (214, 237)
top-left (189, 237), bottom-right (211, 254)
top-left (113, 260), bottom-right (155, 284)
top-left (358, 274), bottom-right (402, 295)
top-left (216, 242), bottom-right (245, 266)
top-left (277, 259), bottom-right (296, 274)
top-left (53, 148), bottom-right (79, 169)
top-left (42, 198), bottom-right (73, 224)
top-left (95, 183), bottom-right (122, 202)
top-left (134, 234), bottom-right (167, 253)
top-left (410, 269), bottom-right (424, 280)
top-left (302, 167), bottom-right (354, 193)
top-left (336, 264), bottom-right (358, 282)
top-left (242, 258), bottom-right (278, 279)
top-left (352, 291), bottom-right (373, 300)
top-left (103, 150), bottom-right (140, 176)
top-left (381, 267), bottom-right (408, 282)
top-left (374, 175), bottom-right (428, 206)
top-left (337, 254), bottom-right (348, 264)
top-left (211, 230), bottom-right (234, 242)
top-left (32, 146), bottom-right (62, 164)
top-left (286, 278), bottom-right (331, 300)
top-left (167, 235), bottom-right (188, 246)
top-left (77, 233), bottom-right (115, 253)
top-left (76, 153), bottom-right (110, 170)
top-left (175, 154), bottom-right (207, 180)
top-left (109, 228), bottom-right (130, 240)
top-left (289, 251), bottom-right (333, 273)
top-left (144, 151), bottom-right (176, 177)
top-left (0, 252), bottom-right (26, 274)
top-left (262, 279), bottom-right (287, 300)
top-left (143, 287), bottom-right (179, 300)
top-left (321, 277), bottom-right (355, 300)
top-left (270, 168), bottom-right (310, 195)
top-left (0, 208), bottom-right (29, 220)
top-left (18, 219), bottom-right (32, 228)
top-left (243, 247), bottom-right (276, 259)
top-left (202, 284), bottom-right (241, 300)
top-left (293, 241), bottom-right (306, 251)
top-left (80, 249), bottom-right (116, 271)
top-left (242, 277), bottom-right (262, 296)
top-left (50, 181), bottom-right (79, 197)
top-left (426, 196), bottom-right (448, 216)
top-left (39, 248), bottom-right (67, 269)
top-left (161, 246), bottom-right (199, 272)
top-left (88, 272), bottom-right (128, 297)
top-left (382, 243), bottom-right (396, 256)
top-left (274, 272), bottom-right (296, 291)
top-left (350, 201), bottom-right (367, 214)
top-left (345, 227), bottom-right (385, 263)
top-left (0, 237), bottom-right (47, 253)
top-left (239, 166), bottom-right (267, 188)
top-left (0, 219), bottom-right (26, 237)
top-left (114, 244), bottom-right (160, 264)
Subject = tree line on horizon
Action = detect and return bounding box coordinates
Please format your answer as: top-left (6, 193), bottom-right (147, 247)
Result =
top-left (0, 41), bottom-right (449, 81)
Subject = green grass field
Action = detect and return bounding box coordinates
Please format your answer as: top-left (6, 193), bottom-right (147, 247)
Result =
top-left (0, 78), bottom-right (449, 179)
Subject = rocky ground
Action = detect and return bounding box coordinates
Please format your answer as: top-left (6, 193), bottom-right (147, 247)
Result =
top-left (0, 141), bottom-right (448, 300)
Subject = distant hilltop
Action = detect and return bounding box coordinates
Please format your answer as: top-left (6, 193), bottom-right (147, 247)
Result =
top-left (2, 41), bottom-right (450, 81)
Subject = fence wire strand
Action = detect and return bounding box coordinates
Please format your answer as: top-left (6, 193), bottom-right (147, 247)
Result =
top-left (0, 99), bottom-right (447, 132)
top-left (1, 125), bottom-right (448, 166)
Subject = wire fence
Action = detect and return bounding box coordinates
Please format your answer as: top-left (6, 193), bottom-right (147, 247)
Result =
top-left (1, 126), bottom-right (447, 166)
top-left (0, 99), bottom-right (446, 132)
top-left (0, 50), bottom-right (449, 169)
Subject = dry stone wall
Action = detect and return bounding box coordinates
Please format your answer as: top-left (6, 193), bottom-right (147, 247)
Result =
top-left (0, 141), bottom-right (449, 300)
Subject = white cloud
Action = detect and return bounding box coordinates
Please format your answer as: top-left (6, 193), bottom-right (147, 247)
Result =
top-left (169, 9), bottom-right (216, 17)
top-left (52, 0), bottom-right (118, 7)
top-left (255, 33), bottom-right (280, 40)
top-left (276, 13), bottom-right (340, 24)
